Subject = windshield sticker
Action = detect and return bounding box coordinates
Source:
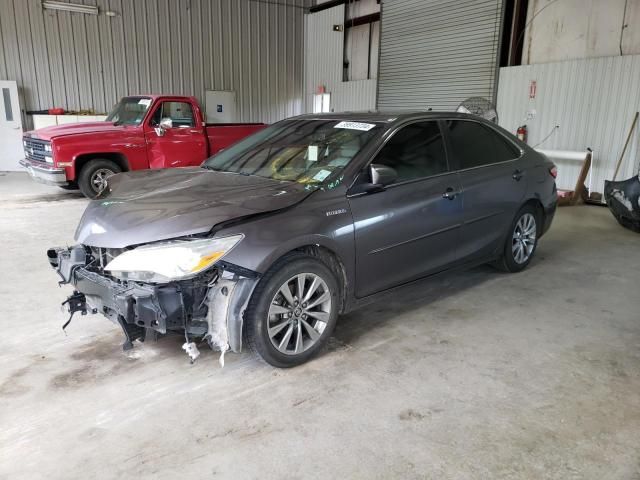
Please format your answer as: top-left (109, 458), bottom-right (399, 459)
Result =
top-left (334, 121), bottom-right (375, 131)
top-left (313, 169), bottom-right (332, 182)
top-left (307, 145), bottom-right (319, 161)
top-left (138, 98), bottom-right (151, 107)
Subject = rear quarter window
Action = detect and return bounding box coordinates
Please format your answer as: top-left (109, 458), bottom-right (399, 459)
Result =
top-left (447, 120), bottom-right (520, 169)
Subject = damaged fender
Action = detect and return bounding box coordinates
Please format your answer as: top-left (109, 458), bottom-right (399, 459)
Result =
top-left (48, 244), bottom-right (259, 358)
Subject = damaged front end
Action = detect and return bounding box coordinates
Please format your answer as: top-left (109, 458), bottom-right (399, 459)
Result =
top-left (47, 243), bottom-right (258, 365)
top-left (605, 174), bottom-right (640, 233)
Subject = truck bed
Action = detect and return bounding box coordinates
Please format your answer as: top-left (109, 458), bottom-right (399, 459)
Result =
top-left (206, 123), bottom-right (267, 155)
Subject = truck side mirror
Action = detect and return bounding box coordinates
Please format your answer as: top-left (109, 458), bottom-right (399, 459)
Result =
top-left (154, 117), bottom-right (173, 137)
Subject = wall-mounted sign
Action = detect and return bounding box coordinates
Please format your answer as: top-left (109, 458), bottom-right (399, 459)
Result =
top-left (529, 80), bottom-right (537, 99)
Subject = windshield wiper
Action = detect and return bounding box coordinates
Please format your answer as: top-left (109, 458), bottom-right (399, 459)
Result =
top-left (202, 165), bottom-right (252, 176)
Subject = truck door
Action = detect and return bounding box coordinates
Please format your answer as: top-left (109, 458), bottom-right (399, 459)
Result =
top-left (0, 81), bottom-right (23, 171)
top-left (144, 100), bottom-right (207, 169)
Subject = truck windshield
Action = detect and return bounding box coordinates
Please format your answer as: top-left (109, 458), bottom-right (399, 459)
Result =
top-left (202, 119), bottom-right (381, 185)
top-left (106, 97), bottom-right (153, 126)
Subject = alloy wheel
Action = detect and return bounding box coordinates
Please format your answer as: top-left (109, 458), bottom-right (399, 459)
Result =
top-left (267, 273), bottom-right (332, 355)
top-left (512, 213), bottom-right (537, 264)
top-left (91, 168), bottom-right (115, 193)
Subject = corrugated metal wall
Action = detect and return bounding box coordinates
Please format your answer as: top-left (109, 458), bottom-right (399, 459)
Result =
top-left (0, 0), bottom-right (308, 128)
top-left (304, 4), bottom-right (377, 113)
top-left (377, 0), bottom-right (504, 111)
top-left (497, 55), bottom-right (640, 195)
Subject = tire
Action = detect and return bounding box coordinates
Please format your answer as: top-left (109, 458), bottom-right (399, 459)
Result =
top-left (244, 253), bottom-right (340, 368)
top-left (78, 159), bottom-right (121, 199)
top-left (494, 205), bottom-right (539, 273)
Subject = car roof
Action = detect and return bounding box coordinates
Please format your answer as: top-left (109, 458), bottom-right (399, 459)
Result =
top-left (288, 111), bottom-right (489, 125)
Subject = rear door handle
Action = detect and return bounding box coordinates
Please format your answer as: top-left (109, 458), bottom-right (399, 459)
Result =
top-left (442, 187), bottom-right (460, 200)
top-left (512, 169), bottom-right (524, 181)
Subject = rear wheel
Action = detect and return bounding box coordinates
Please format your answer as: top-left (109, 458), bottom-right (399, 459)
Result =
top-left (244, 254), bottom-right (340, 367)
top-left (494, 205), bottom-right (539, 273)
top-left (78, 159), bottom-right (121, 198)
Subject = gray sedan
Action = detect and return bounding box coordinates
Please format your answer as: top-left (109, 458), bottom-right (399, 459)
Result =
top-left (48, 112), bottom-right (557, 367)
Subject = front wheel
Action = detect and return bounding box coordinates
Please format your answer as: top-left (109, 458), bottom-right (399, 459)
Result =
top-left (494, 205), bottom-right (539, 273)
top-left (78, 159), bottom-right (121, 198)
top-left (244, 254), bottom-right (340, 367)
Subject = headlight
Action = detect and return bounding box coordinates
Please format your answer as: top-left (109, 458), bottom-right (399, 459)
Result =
top-left (105, 235), bottom-right (243, 283)
top-left (44, 143), bottom-right (52, 152)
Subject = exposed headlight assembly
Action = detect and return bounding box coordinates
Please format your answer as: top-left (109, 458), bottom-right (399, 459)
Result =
top-left (105, 234), bottom-right (243, 283)
top-left (44, 143), bottom-right (53, 152)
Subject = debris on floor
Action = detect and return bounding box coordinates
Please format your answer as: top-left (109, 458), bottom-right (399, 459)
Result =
top-left (605, 174), bottom-right (640, 233)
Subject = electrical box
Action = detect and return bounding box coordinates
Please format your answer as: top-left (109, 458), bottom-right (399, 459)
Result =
top-left (205, 90), bottom-right (236, 123)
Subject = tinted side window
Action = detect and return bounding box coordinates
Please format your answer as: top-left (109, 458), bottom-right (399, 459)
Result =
top-left (374, 121), bottom-right (448, 183)
top-left (447, 120), bottom-right (518, 169)
top-left (151, 101), bottom-right (195, 127)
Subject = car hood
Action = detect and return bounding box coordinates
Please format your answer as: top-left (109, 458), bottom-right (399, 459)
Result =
top-left (75, 168), bottom-right (315, 248)
top-left (26, 121), bottom-right (122, 141)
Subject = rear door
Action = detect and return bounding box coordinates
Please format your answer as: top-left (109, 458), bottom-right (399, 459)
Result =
top-left (443, 119), bottom-right (527, 261)
top-left (348, 120), bottom-right (464, 297)
top-left (144, 100), bottom-right (207, 169)
top-left (0, 81), bottom-right (23, 171)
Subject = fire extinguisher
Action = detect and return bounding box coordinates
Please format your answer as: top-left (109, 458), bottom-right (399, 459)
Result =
top-left (517, 125), bottom-right (527, 143)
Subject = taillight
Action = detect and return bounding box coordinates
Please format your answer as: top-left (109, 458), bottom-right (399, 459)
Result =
top-left (549, 166), bottom-right (558, 178)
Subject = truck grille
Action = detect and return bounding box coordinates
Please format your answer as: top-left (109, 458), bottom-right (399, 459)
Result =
top-left (23, 137), bottom-right (52, 164)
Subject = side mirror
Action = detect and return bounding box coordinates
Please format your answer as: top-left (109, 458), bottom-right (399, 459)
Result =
top-left (370, 164), bottom-right (397, 187)
top-left (154, 117), bottom-right (173, 137)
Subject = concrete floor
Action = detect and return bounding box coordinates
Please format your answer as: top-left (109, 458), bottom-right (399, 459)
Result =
top-left (1, 171), bottom-right (639, 480)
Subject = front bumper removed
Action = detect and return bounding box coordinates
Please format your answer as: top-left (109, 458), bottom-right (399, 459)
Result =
top-left (47, 245), bottom-right (258, 360)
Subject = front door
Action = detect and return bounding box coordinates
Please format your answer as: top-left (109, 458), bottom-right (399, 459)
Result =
top-left (348, 120), bottom-right (464, 298)
top-left (0, 81), bottom-right (23, 171)
top-left (144, 100), bottom-right (207, 169)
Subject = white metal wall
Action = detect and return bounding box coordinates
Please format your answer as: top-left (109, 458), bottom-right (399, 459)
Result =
top-left (497, 55), bottom-right (640, 194)
top-left (0, 0), bottom-right (308, 127)
top-left (522, 0), bottom-right (640, 65)
top-left (304, 5), bottom-right (377, 113)
top-left (377, 0), bottom-right (504, 111)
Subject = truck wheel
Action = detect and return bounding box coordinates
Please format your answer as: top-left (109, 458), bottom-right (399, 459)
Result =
top-left (78, 159), bottom-right (121, 198)
top-left (244, 253), bottom-right (340, 368)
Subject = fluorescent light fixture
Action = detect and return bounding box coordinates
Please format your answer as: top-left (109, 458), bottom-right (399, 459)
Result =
top-left (42, 1), bottom-right (99, 15)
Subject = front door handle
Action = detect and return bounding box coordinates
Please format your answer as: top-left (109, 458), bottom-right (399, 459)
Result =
top-left (442, 187), bottom-right (460, 200)
top-left (512, 169), bottom-right (524, 181)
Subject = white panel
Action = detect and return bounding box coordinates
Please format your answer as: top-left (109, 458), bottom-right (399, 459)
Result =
top-left (304, 5), bottom-right (345, 112)
top-left (369, 21), bottom-right (380, 80)
top-left (32, 115), bottom-right (58, 130)
top-left (522, 0), bottom-right (640, 64)
top-left (205, 91), bottom-right (237, 123)
top-left (304, 6), bottom-right (378, 113)
top-left (497, 55), bottom-right (640, 197)
top-left (333, 80), bottom-right (378, 112)
top-left (345, 24), bottom-right (371, 81)
top-left (377, 0), bottom-right (504, 111)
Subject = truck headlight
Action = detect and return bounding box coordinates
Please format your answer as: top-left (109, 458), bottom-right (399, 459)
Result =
top-left (105, 235), bottom-right (243, 283)
top-left (44, 144), bottom-right (52, 152)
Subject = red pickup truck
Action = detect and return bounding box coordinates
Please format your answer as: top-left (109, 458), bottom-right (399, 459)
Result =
top-left (20, 95), bottom-right (266, 198)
